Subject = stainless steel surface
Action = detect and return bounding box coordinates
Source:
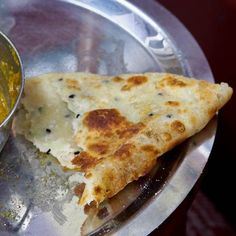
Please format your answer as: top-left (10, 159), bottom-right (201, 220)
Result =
top-left (0, 31), bottom-right (24, 152)
top-left (0, 0), bottom-right (215, 235)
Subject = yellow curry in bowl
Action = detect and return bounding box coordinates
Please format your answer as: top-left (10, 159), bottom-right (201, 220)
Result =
top-left (0, 60), bottom-right (21, 124)
top-left (0, 31), bottom-right (23, 152)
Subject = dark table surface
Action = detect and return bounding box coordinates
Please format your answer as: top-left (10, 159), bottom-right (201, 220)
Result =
top-left (157, 0), bottom-right (236, 231)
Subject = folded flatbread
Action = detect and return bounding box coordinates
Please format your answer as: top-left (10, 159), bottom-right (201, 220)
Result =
top-left (14, 72), bottom-right (232, 206)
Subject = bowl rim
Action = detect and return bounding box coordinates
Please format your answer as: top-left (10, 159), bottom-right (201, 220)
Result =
top-left (0, 31), bottom-right (24, 128)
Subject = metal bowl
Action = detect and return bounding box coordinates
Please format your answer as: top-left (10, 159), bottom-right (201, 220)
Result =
top-left (0, 31), bottom-right (24, 152)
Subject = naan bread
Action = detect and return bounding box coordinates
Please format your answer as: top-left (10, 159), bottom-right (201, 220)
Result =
top-left (14, 72), bottom-right (233, 206)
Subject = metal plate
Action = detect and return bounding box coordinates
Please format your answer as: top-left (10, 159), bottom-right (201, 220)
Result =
top-left (0, 0), bottom-right (215, 235)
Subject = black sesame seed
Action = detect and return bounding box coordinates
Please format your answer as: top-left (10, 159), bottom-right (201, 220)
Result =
top-left (58, 78), bottom-right (63, 81)
top-left (38, 107), bottom-right (43, 112)
top-left (166, 114), bottom-right (172, 118)
top-left (68, 94), bottom-right (75, 99)
top-left (148, 113), bottom-right (154, 117)
top-left (46, 128), bottom-right (51, 133)
top-left (76, 113), bottom-right (80, 118)
top-left (158, 92), bottom-right (163, 96)
top-left (74, 151), bottom-right (80, 155)
top-left (46, 149), bottom-right (51, 154)
top-left (64, 114), bottom-right (70, 118)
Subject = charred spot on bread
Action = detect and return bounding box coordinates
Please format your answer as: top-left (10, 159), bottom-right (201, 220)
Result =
top-left (72, 152), bottom-right (99, 171)
top-left (115, 144), bottom-right (135, 159)
top-left (88, 143), bottom-right (109, 155)
top-left (141, 144), bottom-right (159, 156)
top-left (171, 120), bottom-right (185, 133)
top-left (165, 101), bottom-right (180, 106)
top-left (159, 75), bottom-right (187, 88)
top-left (121, 76), bottom-right (148, 91)
top-left (83, 109), bottom-right (124, 131)
top-left (94, 185), bottom-right (102, 194)
top-left (116, 122), bottom-right (145, 139)
top-left (83, 109), bottom-right (144, 139)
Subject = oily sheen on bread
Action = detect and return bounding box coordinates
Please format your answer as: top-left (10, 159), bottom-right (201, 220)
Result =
top-left (14, 72), bottom-right (233, 206)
